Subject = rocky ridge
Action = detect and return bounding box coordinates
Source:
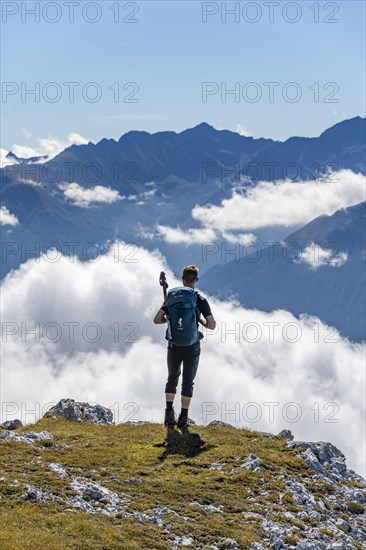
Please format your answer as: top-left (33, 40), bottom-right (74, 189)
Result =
top-left (0, 399), bottom-right (365, 549)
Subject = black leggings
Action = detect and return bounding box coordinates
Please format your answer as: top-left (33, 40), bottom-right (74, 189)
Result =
top-left (165, 341), bottom-right (201, 398)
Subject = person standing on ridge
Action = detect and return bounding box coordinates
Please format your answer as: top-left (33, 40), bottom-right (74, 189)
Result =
top-left (153, 265), bottom-right (216, 430)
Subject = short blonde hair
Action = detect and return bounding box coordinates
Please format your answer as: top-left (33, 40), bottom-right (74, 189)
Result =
top-left (182, 264), bottom-right (199, 283)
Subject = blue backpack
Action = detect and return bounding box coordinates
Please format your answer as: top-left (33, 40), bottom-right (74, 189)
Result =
top-left (165, 286), bottom-right (201, 347)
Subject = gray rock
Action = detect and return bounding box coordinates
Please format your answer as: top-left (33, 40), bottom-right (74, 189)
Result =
top-left (254, 454), bottom-right (366, 550)
top-left (1, 430), bottom-right (13, 440)
top-left (351, 527), bottom-right (366, 541)
top-left (43, 398), bottom-right (113, 425)
top-left (0, 430), bottom-right (53, 444)
top-left (210, 462), bottom-right (227, 470)
top-left (26, 431), bottom-right (54, 441)
top-left (137, 505), bottom-right (184, 528)
top-left (295, 544), bottom-right (325, 550)
top-left (258, 520), bottom-right (289, 542)
top-left (49, 442), bottom-right (69, 450)
top-left (241, 454), bottom-right (262, 472)
top-left (292, 480), bottom-right (317, 507)
top-left (71, 477), bottom-right (124, 503)
top-left (231, 454), bottom-right (262, 474)
top-left (207, 420), bottom-right (233, 428)
top-left (343, 488), bottom-right (366, 504)
top-left (256, 431), bottom-right (274, 438)
top-left (278, 429), bottom-right (294, 440)
top-left (21, 484), bottom-right (61, 503)
top-left (299, 448), bottom-right (332, 478)
top-left (68, 476), bottom-right (129, 516)
top-left (123, 477), bottom-right (142, 484)
top-left (67, 494), bottom-right (123, 516)
top-left (171, 535), bottom-right (194, 548)
top-left (0, 419), bottom-right (23, 430)
top-left (347, 469), bottom-right (366, 485)
top-left (49, 462), bottom-right (67, 478)
top-left (84, 486), bottom-right (104, 501)
top-left (287, 441), bottom-right (349, 481)
top-left (190, 501), bottom-right (224, 513)
top-left (335, 518), bottom-right (350, 531)
top-left (250, 543), bottom-right (266, 550)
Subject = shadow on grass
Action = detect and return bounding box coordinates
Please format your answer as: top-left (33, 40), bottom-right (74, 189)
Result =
top-left (155, 427), bottom-right (215, 461)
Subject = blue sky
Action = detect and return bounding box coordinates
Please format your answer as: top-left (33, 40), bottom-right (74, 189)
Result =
top-left (1, 0), bottom-right (365, 152)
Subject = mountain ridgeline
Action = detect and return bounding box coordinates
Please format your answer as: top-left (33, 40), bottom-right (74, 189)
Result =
top-left (1, 117), bottom-right (365, 341)
top-left (3, 117), bottom-right (365, 189)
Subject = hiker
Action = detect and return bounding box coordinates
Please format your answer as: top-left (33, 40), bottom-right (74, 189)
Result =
top-left (153, 265), bottom-right (216, 429)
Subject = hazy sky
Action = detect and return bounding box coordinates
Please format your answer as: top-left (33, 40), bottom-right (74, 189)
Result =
top-left (1, 0), bottom-right (365, 151)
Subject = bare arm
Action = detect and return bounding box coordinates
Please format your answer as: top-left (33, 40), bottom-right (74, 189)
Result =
top-left (153, 308), bottom-right (168, 324)
top-left (202, 314), bottom-right (216, 330)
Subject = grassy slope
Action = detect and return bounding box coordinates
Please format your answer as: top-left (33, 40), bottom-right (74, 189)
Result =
top-left (0, 419), bottom-right (362, 549)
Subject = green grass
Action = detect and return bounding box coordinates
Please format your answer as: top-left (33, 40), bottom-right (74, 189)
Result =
top-left (283, 534), bottom-right (300, 545)
top-left (0, 419), bottom-right (342, 549)
top-left (347, 502), bottom-right (365, 515)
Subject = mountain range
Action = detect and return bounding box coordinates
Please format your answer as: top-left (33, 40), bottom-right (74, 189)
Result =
top-left (1, 117), bottom-right (365, 341)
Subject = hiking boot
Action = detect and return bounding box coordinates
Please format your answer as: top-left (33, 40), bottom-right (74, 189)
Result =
top-left (164, 408), bottom-right (177, 428)
top-left (177, 414), bottom-right (190, 430)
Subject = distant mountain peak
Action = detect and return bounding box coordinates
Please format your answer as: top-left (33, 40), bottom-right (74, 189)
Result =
top-left (320, 115), bottom-right (365, 138)
top-left (116, 122), bottom-right (218, 143)
top-left (180, 121), bottom-right (219, 135)
top-left (5, 151), bottom-right (18, 159)
top-left (5, 151), bottom-right (48, 164)
top-left (192, 121), bottom-right (217, 131)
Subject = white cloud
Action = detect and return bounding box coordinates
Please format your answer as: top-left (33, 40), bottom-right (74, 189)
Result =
top-left (135, 222), bottom-right (157, 240)
top-left (236, 124), bottom-right (251, 137)
top-left (220, 231), bottom-right (257, 245)
top-left (0, 243), bottom-right (365, 477)
top-left (0, 206), bottom-right (19, 226)
top-left (67, 132), bottom-right (89, 146)
top-left (154, 224), bottom-right (218, 245)
top-left (12, 145), bottom-right (40, 159)
top-left (143, 189), bottom-right (156, 197)
top-left (36, 132), bottom-right (89, 160)
top-left (192, 170), bottom-right (366, 231)
top-left (121, 189), bottom-right (157, 201)
top-left (297, 243), bottom-right (348, 269)
top-left (7, 132), bottom-right (90, 164)
top-left (143, 170), bottom-right (364, 249)
top-left (58, 182), bottom-right (122, 208)
top-left (141, 223), bottom-right (255, 246)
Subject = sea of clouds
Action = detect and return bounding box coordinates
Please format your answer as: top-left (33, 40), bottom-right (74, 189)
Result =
top-left (1, 241), bottom-right (365, 477)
